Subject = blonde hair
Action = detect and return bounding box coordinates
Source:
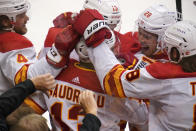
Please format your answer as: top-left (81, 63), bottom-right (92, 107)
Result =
top-left (10, 114), bottom-right (49, 131)
top-left (6, 104), bottom-right (35, 126)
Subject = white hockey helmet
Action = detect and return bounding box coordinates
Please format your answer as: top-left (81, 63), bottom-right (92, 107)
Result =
top-left (83, 0), bottom-right (121, 29)
top-left (75, 38), bottom-right (89, 60)
top-left (163, 20), bottom-right (196, 63)
top-left (0, 0), bottom-right (30, 22)
top-left (136, 4), bottom-right (178, 42)
top-left (76, 30), bottom-right (116, 61)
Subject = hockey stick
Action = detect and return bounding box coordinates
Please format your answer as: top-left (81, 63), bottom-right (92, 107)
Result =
top-left (176, 0), bottom-right (183, 21)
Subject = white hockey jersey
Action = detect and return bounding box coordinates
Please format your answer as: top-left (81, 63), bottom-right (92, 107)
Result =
top-left (31, 27), bottom-right (149, 130)
top-left (31, 59), bottom-right (148, 131)
top-left (0, 32), bottom-right (62, 113)
top-left (88, 43), bottom-right (196, 131)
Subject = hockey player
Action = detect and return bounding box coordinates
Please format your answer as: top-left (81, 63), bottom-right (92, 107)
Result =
top-left (113, 4), bottom-right (180, 130)
top-left (32, 22), bottom-right (148, 131)
top-left (33, 35), bottom-right (149, 130)
top-left (27, 1), bottom-right (149, 130)
top-left (46, 4), bottom-right (178, 131)
top-left (72, 8), bottom-right (196, 130)
top-left (40, 0), bottom-right (122, 61)
top-left (117, 4), bottom-right (178, 71)
top-left (0, 0), bottom-right (80, 115)
top-left (136, 5), bottom-right (177, 58)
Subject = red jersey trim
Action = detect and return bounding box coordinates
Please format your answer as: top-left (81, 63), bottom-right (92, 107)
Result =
top-left (104, 64), bottom-right (120, 96)
top-left (74, 62), bottom-right (95, 72)
top-left (110, 65), bottom-right (126, 98)
top-left (104, 64), bottom-right (126, 98)
top-left (146, 62), bottom-right (196, 79)
top-left (0, 32), bottom-right (33, 53)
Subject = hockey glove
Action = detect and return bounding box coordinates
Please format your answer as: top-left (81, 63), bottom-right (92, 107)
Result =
top-left (73, 9), bottom-right (112, 47)
top-left (53, 12), bottom-right (77, 28)
top-left (46, 25), bottom-right (80, 68)
top-left (115, 51), bottom-right (138, 70)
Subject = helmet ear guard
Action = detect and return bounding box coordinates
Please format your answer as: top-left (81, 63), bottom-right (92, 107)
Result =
top-left (163, 20), bottom-right (196, 63)
top-left (169, 46), bottom-right (181, 63)
top-left (75, 38), bottom-right (89, 60)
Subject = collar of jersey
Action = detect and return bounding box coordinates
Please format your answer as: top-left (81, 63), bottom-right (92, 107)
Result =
top-left (74, 62), bottom-right (96, 72)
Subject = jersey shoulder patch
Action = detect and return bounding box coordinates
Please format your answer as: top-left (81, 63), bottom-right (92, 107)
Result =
top-left (44, 27), bottom-right (63, 47)
top-left (146, 62), bottom-right (196, 79)
top-left (0, 32), bottom-right (33, 53)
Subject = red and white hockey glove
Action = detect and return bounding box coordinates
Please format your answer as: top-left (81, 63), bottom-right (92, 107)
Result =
top-left (46, 25), bottom-right (80, 68)
top-left (53, 12), bottom-right (77, 28)
top-left (73, 9), bottom-right (112, 47)
top-left (115, 51), bottom-right (139, 70)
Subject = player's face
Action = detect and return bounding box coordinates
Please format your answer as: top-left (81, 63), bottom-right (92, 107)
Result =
top-left (14, 12), bottom-right (29, 35)
top-left (138, 27), bottom-right (158, 57)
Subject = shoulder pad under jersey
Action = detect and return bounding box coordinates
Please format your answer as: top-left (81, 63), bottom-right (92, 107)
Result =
top-left (0, 32), bottom-right (33, 53)
top-left (146, 62), bottom-right (196, 79)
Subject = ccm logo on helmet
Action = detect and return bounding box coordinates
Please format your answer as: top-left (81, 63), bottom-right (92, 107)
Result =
top-left (87, 21), bottom-right (107, 35)
top-left (175, 27), bottom-right (186, 34)
top-left (144, 11), bottom-right (152, 18)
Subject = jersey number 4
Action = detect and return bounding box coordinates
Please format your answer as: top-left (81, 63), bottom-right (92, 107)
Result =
top-left (51, 102), bottom-right (85, 131)
top-left (17, 54), bottom-right (28, 63)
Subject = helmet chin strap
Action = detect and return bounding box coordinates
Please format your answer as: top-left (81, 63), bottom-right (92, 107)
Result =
top-left (152, 36), bottom-right (164, 56)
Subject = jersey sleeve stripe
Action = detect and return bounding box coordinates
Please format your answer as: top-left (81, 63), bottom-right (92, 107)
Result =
top-left (103, 64), bottom-right (121, 96)
top-left (104, 64), bottom-right (121, 96)
top-left (104, 64), bottom-right (126, 97)
top-left (103, 73), bottom-right (112, 96)
top-left (24, 97), bottom-right (46, 114)
top-left (111, 65), bottom-right (126, 98)
top-left (108, 72), bottom-right (121, 97)
top-left (142, 56), bottom-right (155, 64)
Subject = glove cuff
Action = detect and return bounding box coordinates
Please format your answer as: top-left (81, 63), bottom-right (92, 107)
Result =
top-left (46, 44), bottom-right (67, 68)
top-left (83, 20), bottom-right (109, 40)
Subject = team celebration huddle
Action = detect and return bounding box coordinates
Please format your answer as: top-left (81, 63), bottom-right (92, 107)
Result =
top-left (0, 0), bottom-right (196, 130)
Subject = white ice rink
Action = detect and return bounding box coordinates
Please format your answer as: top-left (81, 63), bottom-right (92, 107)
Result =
top-left (26, 0), bottom-right (196, 130)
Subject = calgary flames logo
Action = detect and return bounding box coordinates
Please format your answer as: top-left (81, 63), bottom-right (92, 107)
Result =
top-left (112, 5), bottom-right (118, 12)
top-left (144, 11), bottom-right (152, 18)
